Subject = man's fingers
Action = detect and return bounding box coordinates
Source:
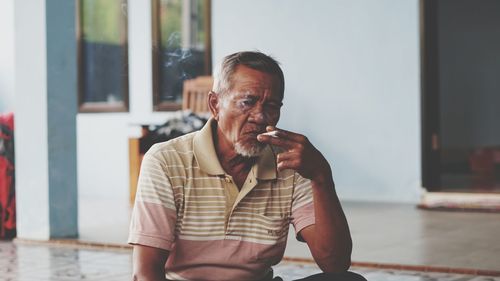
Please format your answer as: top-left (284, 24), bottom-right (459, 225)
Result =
top-left (266, 126), bottom-right (306, 143)
top-left (257, 133), bottom-right (295, 149)
top-left (276, 152), bottom-right (295, 162)
top-left (258, 126), bottom-right (307, 150)
top-left (277, 158), bottom-right (300, 171)
top-left (277, 152), bottom-right (301, 171)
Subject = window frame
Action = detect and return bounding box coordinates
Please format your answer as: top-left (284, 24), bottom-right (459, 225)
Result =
top-left (151, 0), bottom-right (212, 111)
top-left (76, 0), bottom-right (130, 113)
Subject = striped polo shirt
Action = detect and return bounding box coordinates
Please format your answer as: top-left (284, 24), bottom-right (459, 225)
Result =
top-left (128, 119), bottom-right (315, 281)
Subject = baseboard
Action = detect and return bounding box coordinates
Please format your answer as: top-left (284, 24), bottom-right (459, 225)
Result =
top-left (13, 238), bottom-right (131, 251)
top-left (419, 191), bottom-right (500, 212)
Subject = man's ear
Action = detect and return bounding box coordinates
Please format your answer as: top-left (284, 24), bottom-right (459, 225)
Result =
top-left (208, 91), bottom-right (220, 121)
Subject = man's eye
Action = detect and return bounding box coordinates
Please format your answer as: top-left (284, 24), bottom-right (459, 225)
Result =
top-left (241, 99), bottom-right (256, 106)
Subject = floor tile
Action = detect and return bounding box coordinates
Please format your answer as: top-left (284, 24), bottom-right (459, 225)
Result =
top-left (2, 241), bottom-right (500, 281)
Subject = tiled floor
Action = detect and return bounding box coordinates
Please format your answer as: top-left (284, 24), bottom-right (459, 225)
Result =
top-left (283, 202), bottom-right (500, 272)
top-left (0, 241), bottom-right (131, 281)
top-left (1, 241), bottom-right (499, 281)
top-left (77, 200), bottom-right (500, 275)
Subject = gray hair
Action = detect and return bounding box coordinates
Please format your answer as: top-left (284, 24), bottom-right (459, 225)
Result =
top-left (213, 51), bottom-right (285, 99)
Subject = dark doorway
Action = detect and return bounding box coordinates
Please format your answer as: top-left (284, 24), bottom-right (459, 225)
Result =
top-left (421, 0), bottom-right (500, 193)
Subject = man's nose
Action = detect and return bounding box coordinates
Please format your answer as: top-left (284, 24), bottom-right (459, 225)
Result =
top-left (250, 104), bottom-right (266, 124)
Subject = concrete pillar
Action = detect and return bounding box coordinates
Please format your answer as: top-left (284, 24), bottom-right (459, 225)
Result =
top-left (14, 0), bottom-right (78, 240)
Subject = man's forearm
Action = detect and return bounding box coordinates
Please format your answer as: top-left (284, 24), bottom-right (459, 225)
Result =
top-left (256, 127), bottom-right (352, 271)
top-left (310, 171), bottom-right (352, 272)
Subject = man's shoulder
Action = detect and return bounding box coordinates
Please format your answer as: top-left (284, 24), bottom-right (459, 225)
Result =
top-left (145, 131), bottom-right (198, 158)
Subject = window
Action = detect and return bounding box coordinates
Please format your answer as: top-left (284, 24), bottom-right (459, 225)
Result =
top-left (78, 0), bottom-right (129, 112)
top-left (152, 0), bottom-right (211, 111)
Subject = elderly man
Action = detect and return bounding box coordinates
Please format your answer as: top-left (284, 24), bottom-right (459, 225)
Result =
top-left (129, 51), bottom-right (365, 281)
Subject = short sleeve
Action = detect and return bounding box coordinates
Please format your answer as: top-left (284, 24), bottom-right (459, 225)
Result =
top-left (290, 173), bottom-right (315, 242)
top-left (128, 151), bottom-right (177, 251)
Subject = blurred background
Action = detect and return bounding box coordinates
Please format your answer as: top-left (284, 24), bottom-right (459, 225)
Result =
top-left (0, 0), bottom-right (499, 276)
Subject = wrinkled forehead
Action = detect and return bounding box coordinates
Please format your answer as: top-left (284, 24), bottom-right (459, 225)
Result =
top-left (230, 66), bottom-right (283, 100)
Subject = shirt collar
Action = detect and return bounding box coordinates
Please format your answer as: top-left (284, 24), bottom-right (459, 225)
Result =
top-left (193, 118), bottom-right (277, 180)
top-left (254, 145), bottom-right (278, 180)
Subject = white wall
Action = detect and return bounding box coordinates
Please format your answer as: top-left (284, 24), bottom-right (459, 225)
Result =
top-left (0, 0), bottom-right (15, 112)
top-left (14, 0), bottom-right (50, 240)
top-left (212, 0), bottom-right (422, 202)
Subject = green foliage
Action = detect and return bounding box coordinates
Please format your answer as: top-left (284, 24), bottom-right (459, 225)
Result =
top-left (159, 0), bottom-right (207, 49)
top-left (81, 0), bottom-right (125, 44)
top-left (160, 0), bottom-right (183, 48)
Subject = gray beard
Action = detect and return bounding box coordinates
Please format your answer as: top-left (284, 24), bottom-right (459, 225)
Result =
top-left (234, 141), bottom-right (265, 158)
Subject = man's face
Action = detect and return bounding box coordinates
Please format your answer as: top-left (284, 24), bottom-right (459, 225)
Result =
top-left (214, 65), bottom-right (283, 157)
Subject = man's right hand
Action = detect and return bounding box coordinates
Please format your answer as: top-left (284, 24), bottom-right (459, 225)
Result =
top-left (132, 245), bottom-right (169, 281)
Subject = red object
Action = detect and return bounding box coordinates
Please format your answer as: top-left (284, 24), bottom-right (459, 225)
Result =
top-left (0, 112), bottom-right (15, 239)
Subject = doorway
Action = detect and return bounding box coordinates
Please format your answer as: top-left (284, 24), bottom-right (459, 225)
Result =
top-left (421, 0), bottom-right (500, 193)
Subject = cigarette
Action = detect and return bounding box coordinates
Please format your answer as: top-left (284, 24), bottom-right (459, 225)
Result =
top-left (261, 131), bottom-right (279, 138)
